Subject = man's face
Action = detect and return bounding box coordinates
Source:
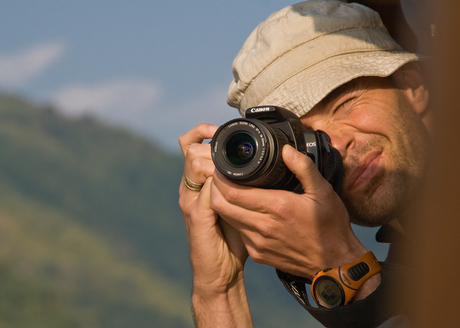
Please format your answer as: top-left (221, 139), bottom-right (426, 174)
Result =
top-left (300, 76), bottom-right (430, 227)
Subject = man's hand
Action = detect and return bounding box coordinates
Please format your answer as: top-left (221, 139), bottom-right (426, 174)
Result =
top-left (178, 123), bottom-right (253, 327)
top-left (210, 144), bottom-right (368, 280)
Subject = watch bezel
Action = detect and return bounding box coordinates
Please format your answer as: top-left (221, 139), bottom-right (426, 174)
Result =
top-left (312, 275), bottom-right (345, 308)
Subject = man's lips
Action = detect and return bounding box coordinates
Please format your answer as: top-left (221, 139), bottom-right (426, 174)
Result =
top-left (346, 151), bottom-right (382, 192)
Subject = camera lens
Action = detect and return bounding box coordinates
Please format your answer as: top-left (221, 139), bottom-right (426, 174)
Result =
top-left (225, 132), bottom-right (256, 166)
top-left (211, 118), bottom-right (294, 189)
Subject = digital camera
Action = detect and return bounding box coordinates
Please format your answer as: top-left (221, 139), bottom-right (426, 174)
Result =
top-left (211, 106), bottom-right (343, 192)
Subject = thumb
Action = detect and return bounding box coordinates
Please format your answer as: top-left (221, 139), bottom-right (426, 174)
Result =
top-left (282, 144), bottom-right (327, 193)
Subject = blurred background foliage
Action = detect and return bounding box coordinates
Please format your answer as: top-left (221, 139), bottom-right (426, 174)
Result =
top-left (0, 95), bottom-right (386, 327)
top-left (0, 95), bottom-right (192, 327)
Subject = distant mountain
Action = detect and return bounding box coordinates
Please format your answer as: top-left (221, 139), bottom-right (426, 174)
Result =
top-left (0, 95), bottom-right (193, 327)
top-left (0, 94), bottom-right (387, 328)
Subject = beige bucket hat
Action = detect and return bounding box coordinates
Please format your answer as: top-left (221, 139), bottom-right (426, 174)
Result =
top-left (227, 0), bottom-right (419, 118)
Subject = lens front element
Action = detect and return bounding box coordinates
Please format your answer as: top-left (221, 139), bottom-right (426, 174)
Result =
top-left (225, 132), bottom-right (257, 166)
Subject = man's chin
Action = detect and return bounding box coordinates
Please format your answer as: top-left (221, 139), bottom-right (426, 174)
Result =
top-left (342, 185), bottom-right (400, 227)
top-left (349, 213), bottom-right (391, 227)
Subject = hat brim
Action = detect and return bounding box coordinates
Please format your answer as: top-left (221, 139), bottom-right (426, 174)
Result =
top-left (253, 51), bottom-right (419, 118)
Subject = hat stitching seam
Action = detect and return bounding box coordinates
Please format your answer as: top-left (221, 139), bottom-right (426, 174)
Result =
top-left (248, 26), bottom-right (384, 86)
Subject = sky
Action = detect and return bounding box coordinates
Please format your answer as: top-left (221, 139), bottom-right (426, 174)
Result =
top-left (1, 0), bottom-right (301, 152)
top-left (0, 0), bottom-right (391, 258)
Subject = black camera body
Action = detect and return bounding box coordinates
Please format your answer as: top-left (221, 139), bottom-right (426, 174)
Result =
top-left (211, 106), bottom-right (343, 192)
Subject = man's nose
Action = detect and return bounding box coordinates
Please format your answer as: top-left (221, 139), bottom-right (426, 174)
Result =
top-left (325, 129), bottom-right (354, 159)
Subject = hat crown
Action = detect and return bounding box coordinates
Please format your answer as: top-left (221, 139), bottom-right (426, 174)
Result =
top-left (227, 0), bottom-right (414, 117)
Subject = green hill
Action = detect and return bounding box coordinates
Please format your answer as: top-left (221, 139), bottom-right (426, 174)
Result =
top-left (0, 94), bottom-right (387, 327)
top-left (0, 95), bottom-right (193, 327)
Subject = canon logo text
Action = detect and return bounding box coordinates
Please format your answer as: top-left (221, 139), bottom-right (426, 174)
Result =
top-left (250, 107), bottom-right (272, 113)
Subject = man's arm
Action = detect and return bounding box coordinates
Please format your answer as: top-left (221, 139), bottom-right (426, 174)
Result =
top-left (178, 124), bottom-right (254, 328)
top-left (192, 225), bottom-right (252, 327)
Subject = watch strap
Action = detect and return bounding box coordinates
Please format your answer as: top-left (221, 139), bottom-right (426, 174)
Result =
top-left (312, 251), bottom-right (382, 307)
top-left (338, 251), bottom-right (382, 290)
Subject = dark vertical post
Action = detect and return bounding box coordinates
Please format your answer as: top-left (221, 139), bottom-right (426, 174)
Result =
top-left (405, 0), bottom-right (460, 326)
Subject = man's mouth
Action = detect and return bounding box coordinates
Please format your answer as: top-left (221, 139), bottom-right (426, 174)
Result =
top-left (346, 151), bottom-right (383, 192)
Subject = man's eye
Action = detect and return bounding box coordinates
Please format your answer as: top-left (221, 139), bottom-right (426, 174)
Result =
top-left (334, 98), bottom-right (355, 114)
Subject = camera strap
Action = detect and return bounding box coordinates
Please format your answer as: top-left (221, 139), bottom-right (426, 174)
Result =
top-left (276, 269), bottom-right (313, 309)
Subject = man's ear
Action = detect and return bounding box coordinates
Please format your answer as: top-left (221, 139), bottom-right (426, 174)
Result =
top-left (392, 62), bottom-right (430, 117)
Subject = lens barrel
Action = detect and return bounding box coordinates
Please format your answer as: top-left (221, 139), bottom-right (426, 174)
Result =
top-left (211, 118), bottom-right (297, 189)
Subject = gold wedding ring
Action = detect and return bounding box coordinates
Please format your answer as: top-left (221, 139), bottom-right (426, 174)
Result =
top-left (184, 175), bottom-right (204, 192)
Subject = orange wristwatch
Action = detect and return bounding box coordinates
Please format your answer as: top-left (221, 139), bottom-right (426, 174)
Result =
top-left (311, 251), bottom-right (382, 308)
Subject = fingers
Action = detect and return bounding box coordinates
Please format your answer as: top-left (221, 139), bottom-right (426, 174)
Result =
top-left (178, 123), bottom-right (218, 157)
top-left (210, 145), bottom-right (329, 213)
top-left (210, 178), bottom-right (296, 271)
top-left (179, 124), bottom-right (251, 294)
top-left (219, 217), bottom-right (249, 262)
top-left (182, 146), bottom-right (214, 186)
top-left (282, 145), bottom-right (330, 194)
top-left (179, 123), bottom-right (218, 197)
top-left (211, 170), bottom-right (289, 213)
top-left (209, 145), bottom-right (330, 233)
top-left (210, 171), bottom-right (294, 238)
top-left (187, 177), bottom-right (216, 232)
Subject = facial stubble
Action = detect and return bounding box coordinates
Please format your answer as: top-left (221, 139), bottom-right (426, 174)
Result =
top-left (339, 92), bottom-right (430, 227)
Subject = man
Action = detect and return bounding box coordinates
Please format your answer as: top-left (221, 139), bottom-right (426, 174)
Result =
top-left (178, 1), bottom-right (431, 327)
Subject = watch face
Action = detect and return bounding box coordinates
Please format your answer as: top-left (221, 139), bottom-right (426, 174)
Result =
top-left (314, 277), bottom-right (344, 308)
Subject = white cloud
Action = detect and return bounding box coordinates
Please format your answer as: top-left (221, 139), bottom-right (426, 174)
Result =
top-left (51, 80), bottom-right (236, 151)
top-left (0, 42), bottom-right (66, 89)
top-left (161, 87), bottom-right (237, 127)
top-left (51, 79), bottom-right (163, 126)
top-left (142, 87), bottom-right (238, 150)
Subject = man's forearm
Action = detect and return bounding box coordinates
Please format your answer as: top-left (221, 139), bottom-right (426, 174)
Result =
top-left (192, 274), bottom-right (253, 328)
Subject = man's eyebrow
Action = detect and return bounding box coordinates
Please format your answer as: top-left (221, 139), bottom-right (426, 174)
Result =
top-left (316, 75), bottom-right (394, 111)
top-left (318, 78), bottom-right (363, 109)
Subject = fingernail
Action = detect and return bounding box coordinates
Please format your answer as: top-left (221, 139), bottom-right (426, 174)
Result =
top-left (283, 145), bottom-right (297, 162)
